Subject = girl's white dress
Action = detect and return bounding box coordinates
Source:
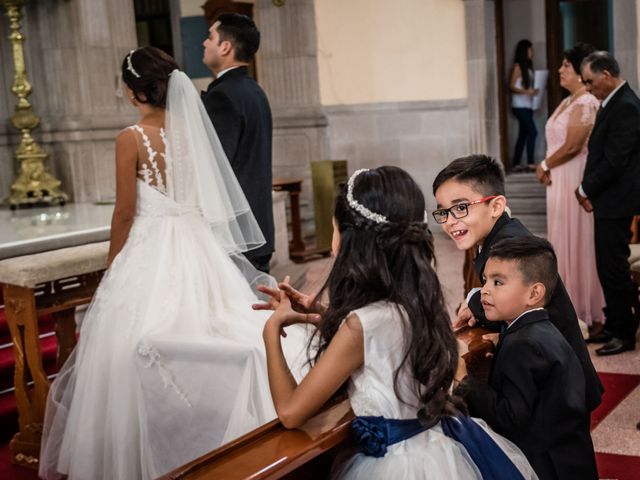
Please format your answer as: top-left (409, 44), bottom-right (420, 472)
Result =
top-left (39, 117), bottom-right (306, 479)
top-left (332, 301), bottom-right (538, 479)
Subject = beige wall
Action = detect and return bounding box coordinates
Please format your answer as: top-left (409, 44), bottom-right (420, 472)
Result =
top-left (314, 0), bottom-right (468, 105)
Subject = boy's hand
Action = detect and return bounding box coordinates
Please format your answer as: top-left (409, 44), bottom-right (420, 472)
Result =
top-left (454, 356), bottom-right (468, 386)
top-left (454, 302), bottom-right (477, 329)
top-left (481, 333), bottom-right (499, 358)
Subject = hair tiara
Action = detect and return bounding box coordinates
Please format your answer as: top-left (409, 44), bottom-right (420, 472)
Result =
top-left (127, 49), bottom-right (141, 78)
top-left (347, 168), bottom-right (429, 225)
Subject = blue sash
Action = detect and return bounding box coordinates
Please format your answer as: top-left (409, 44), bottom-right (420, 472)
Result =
top-left (351, 415), bottom-right (525, 480)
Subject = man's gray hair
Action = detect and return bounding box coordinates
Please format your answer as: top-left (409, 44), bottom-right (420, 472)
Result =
top-left (581, 51), bottom-right (620, 77)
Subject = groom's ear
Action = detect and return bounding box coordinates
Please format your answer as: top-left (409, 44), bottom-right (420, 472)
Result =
top-left (220, 39), bottom-right (234, 58)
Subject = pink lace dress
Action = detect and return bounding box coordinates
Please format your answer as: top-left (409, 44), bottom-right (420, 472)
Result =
top-left (545, 93), bottom-right (605, 325)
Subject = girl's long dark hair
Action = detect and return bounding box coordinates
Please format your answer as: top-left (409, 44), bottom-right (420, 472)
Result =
top-left (312, 166), bottom-right (466, 424)
top-left (514, 39), bottom-right (533, 89)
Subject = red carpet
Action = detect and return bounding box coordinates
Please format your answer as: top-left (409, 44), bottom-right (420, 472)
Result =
top-left (591, 372), bottom-right (640, 430)
top-left (596, 452), bottom-right (640, 480)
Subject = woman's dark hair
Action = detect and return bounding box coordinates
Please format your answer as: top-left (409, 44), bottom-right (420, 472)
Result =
top-left (312, 166), bottom-right (466, 424)
top-left (513, 39), bottom-right (533, 89)
top-left (563, 43), bottom-right (595, 76)
top-left (121, 46), bottom-right (179, 108)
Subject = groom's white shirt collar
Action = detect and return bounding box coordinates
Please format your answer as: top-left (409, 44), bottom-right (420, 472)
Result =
top-left (216, 66), bottom-right (242, 79)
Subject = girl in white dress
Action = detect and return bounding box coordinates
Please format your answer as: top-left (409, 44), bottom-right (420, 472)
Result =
top-left (258, 167), bottom-right (538, 479)
top-left (39, 47), bottom-right (305, 480)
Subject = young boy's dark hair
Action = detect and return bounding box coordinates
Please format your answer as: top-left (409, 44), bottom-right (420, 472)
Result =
top-left (489, 237), bottom-right (559, 304)
top-left (432, 154), bottom-right (505, 197)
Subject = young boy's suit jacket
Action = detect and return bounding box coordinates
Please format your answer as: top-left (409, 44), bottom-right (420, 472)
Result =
top-left (459, 309), bottom-right (598, 480)
top-left (467, 213), bottom-right (603, 411)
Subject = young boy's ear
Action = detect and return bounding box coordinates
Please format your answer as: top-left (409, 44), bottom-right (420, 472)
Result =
top-left (528, 282), bottom-right (547, 306)
top-left (490, 195), bottom-right (507, 218)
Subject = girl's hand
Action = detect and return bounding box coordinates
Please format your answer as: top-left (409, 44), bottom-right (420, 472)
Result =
top-left (278, 277), bottom-right (325, 315)
top-left (266, 290), bottom-right (322, 338)
top-left (253, 275), bottom-right (326, 316)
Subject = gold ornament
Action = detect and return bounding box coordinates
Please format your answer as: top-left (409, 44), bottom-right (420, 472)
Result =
top-left (2, 0), bottom-right (68, 208)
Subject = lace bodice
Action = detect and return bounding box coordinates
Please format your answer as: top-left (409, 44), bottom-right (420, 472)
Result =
top-left (129, 124), bottom-right (170, 195)
top-left (545, 93), bottom-right (599, 158)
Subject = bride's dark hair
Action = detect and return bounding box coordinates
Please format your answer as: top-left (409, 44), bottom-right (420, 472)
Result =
top-left (121, 46), bottom-right (179, 108)
top-left (312, 166), bottom-right (466, 423)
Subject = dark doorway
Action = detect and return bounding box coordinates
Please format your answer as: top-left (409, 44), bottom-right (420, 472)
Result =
top-left (134, 0), bottom-right (174, 57)
top-left (546, 0), bottom-right (613, 111)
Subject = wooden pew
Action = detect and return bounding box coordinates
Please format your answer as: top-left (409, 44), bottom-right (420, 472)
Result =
top-left (159, 326), bottom-right (495, 480)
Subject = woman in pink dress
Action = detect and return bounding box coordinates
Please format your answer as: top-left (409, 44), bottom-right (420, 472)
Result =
top-left (536, 43), bottom-right (605, 327)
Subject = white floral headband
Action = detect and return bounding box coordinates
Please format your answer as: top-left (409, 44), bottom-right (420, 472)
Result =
top-left (347, 169), bottom-right (429, 224)
top-left (127, 49), bottom-right (140, 78)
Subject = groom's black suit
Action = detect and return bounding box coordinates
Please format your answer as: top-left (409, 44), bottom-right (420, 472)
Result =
top-left (202, 66), bottom-right (274, 272)
top-left (582, 82), bottom-right (640, 345)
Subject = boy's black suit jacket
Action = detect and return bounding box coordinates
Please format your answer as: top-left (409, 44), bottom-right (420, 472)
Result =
top-left (201, 67), bottom-right (274, 259)
top-left (459, 309), bottom-right (598, 480)
top-left (468, 213), bottom-right (603, 411)
top-left (582, 82), bottom-right (640, 218)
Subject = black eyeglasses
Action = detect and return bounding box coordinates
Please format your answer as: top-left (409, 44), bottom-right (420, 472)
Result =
top-left (431, 196), bottom-right (497, 224)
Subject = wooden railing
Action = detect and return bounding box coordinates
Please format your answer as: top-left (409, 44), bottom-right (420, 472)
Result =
top-left (160, 327), bottom-right (495, 480)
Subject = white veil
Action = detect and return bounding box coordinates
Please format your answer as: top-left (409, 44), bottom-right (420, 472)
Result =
top-left (165, 70), bottom-right (274, 289)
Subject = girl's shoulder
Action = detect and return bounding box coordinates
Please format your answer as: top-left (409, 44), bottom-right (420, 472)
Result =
top-left (349, 301), bottom-right (404, 333)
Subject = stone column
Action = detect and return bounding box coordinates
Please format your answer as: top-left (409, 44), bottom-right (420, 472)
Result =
top-left (463, 0), bottom-right (500, 160)
top-left (0, 0), bottom-right (139, 202)
top-left (613, 0), bottom-right (638, 90)
top-left (254, 0), bottom-right (329, 231)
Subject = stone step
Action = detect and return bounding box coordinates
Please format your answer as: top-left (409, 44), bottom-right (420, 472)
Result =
top-left (504, 172), bottom-right (547, 236)
top-left (506, 197), bottom-right (547, 215)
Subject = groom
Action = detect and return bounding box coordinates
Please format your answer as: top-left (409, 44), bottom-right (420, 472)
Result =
top-left (202, 13), bottom-right (274, 273)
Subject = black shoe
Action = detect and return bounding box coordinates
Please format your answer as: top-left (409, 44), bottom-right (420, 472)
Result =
top-left (586, 330), bottom-right (614, 343)
top-left (595, 337), bottom-right (636, 356)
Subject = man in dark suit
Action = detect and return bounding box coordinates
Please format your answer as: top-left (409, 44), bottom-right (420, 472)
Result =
top-left (457, 237), bottom-right (598, 480)
top-left (202, 13), bottom-right (274, 273)
top-left (577, 51), bottom-right (640, 355)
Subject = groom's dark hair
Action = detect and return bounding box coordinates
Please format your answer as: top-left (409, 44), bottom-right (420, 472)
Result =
top-left (216, 13), bottom-right (260, 63)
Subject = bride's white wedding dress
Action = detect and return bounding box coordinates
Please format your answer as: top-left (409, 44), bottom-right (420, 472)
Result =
top-left (39, 72), bottom-right (306, 480)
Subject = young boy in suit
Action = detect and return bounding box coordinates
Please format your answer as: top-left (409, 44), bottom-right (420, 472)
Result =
top-left (455, 237), bottom-right (598, 480)
top-left (432, 154), bottom-right (602, 411)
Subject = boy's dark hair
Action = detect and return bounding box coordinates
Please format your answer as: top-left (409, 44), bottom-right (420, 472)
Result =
top-left (489, 237), bottom-right (559, 303)
top-left (582, 50), bottom-right (620, 77)
top-left (216, 13), bottom-right (260, 63)
top-left (432, 154), bottom-right (505, 197)
top-left (121, 46), bottom-right (179, 108)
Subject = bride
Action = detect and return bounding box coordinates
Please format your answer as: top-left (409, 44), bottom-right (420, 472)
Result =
top-left (39, 46), bottom-right (305, 480)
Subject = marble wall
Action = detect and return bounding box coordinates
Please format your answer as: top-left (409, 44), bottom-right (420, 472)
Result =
top-left (325, 99), bottom-right (470, 213)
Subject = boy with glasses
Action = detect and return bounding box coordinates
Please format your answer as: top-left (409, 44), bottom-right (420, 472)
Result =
top-left (432, 154), bottom-right (602, 412)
